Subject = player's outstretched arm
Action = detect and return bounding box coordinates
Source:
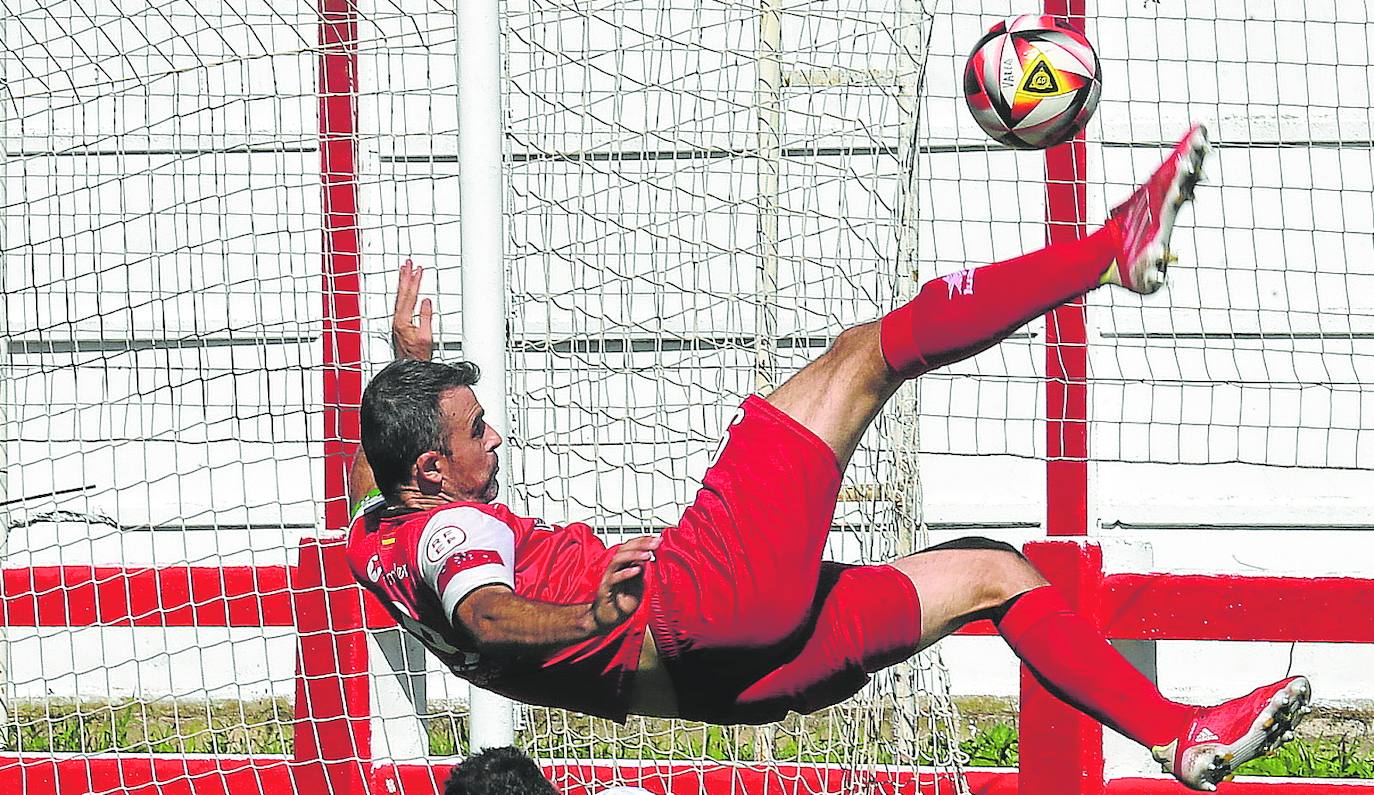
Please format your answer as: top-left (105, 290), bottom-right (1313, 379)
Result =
top-left (348, 259), bottom-right (436, 514)
top-left (454, 536), bottom-right (660, 651)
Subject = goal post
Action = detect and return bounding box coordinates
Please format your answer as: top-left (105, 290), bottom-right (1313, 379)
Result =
top-left (453, 0), bottom-right (519, 751)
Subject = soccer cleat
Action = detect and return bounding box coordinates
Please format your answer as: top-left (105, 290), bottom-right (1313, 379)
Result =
top-left (1152, 676), bottom-right (1312, 792)
top-left (1101, 123), bottom-right (1211, 294)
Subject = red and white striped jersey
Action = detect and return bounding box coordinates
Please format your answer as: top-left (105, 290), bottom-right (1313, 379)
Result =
top-left (344, 497), bottom-right (650, 719)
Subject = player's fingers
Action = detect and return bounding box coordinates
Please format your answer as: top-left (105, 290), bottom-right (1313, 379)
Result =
top-left (419, 298), bottom-right (433, 331)
top-left (620, 535), bottom-right (661, 553)
top-left (608, 565), bottom-right (642, 585)
top-left (393, 259), bottom-right (419, 319)
top-left (609, 547), bottom-right (653, 571)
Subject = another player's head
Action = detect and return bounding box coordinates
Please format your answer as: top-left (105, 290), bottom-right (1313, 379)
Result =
top-left (361, 358), bottom-right (501, 504)
top-left (443, 746), bottom-right (558, 795)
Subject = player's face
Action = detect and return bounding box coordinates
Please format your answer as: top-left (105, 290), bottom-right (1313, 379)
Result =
top-left (434, 386), bottom-right (503, 503)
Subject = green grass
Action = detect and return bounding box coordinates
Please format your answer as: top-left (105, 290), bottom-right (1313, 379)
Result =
top-left (7, 700), bottom-right (1372, 779)
top-left (960, 722), bottom-right (1019, 767)
top-left (11, 699), bottom-right (292, 755)
top-left (956, 718), bottom-right (1374, 779)
top-left (430, 706), bottom-right (954, 764)
top-left (1236, 736), bottom-right (1374, 779)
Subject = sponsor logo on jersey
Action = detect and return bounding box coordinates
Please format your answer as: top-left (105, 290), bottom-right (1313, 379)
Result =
top-left (943, 268), bottom-right (975, 298)
top-left (384, 563), bottom-right (410, 584)
top-left (436, 549), bottom-right (504, 593)
top-left (424, 525), bottom-right (469, 564)
top-left (366, 554), bottom-right (384, 582)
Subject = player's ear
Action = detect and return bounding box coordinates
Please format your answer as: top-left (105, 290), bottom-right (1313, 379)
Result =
top-left (413, 450), bottom-right (446, 492)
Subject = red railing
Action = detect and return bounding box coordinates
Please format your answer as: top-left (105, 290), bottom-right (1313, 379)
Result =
top-left (4, 538), bottom-right (1373, 794)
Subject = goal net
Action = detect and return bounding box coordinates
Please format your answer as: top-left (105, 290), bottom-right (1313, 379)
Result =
top-left (6, 0), bottom-right (1370, 792)
top-left (1, 0), bottom-right (967, 790)
top-left (361, 0), bottom-right (965, 788)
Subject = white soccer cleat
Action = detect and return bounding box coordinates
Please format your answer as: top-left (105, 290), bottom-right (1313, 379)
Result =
top-left (1102, 123), bottom-right (1211, 295)
top-left (1152, 676), bottom-right (1312, 792)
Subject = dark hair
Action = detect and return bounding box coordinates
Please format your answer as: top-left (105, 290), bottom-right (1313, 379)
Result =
top-left (360, 358), bottom-right (480, 502)
top-left (444, 746), bottom-right (558, 795)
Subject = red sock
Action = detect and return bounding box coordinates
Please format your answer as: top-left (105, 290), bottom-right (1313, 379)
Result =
top-left (880, 225), bottom-right (1118, 377)
top-left (996, 585), bottom-right (1191, 747)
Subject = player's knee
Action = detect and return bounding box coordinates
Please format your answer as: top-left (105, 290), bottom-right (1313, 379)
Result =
top-left (918, 537), bottom-right (1046, 611)
top-left (829, 323), bottom-right (872, 355)
top-left (972, 549), bottom-right (1047, 609)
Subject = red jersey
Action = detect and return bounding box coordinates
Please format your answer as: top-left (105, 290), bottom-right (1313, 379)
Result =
top-left (345, 497), bottom-right (650, 720)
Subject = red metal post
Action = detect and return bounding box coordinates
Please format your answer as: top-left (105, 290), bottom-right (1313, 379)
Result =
top-left (1043, 0), bottom-right (1090, 539)
top-left (1019, 541), bottom-right (1106, 795)
top-left (320, 0), bottom-right (364, 533)
top-left (303, 0), bottom-right (368, 788)
top-left (1043, 133), bottom-right (1090, 539)
top-left (1027, 2), bottom-right (1096, 792)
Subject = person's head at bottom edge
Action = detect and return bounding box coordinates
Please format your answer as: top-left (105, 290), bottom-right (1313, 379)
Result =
top-left (445, 746), bottom-right (557, 795)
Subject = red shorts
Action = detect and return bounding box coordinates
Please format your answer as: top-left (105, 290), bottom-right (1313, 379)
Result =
top-left (647, 396), bottom-right (923, 724)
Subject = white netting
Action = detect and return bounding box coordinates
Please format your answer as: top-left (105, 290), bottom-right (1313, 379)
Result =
top-left (500, 0), bottom-right (964, 787)
top-left (358, 0), bottom-right (967, 787)
top-left (9, 0), bottom-right (1370, 791)
top-left (2, 0), bottom-right (968, 790)
top-left (1, 0), bottom-right (316, 763)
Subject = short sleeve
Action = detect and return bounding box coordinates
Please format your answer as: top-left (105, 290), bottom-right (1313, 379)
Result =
top-left (414, 506), bottom-right (517, 619)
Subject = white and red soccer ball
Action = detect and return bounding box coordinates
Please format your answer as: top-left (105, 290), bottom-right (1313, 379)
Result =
top-left (963, 15), bottom-right (1102, 149)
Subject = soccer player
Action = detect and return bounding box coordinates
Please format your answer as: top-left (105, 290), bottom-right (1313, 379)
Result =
top-left (347, 125), bottom-right (1310, 792)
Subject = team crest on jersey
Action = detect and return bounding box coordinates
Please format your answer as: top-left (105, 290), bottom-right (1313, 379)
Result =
top-left (425, 525), bottom-right (468, 563)
top-left (366, 554), bottom-right (384, 582)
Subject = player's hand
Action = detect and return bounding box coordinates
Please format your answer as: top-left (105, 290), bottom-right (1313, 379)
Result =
top-left (591, 535), bottom-right (660, 633)
top-left (392, 259), bottom-right (434, 361)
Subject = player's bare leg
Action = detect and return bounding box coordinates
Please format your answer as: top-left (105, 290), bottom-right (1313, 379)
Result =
top-left (763, 321), bottom-right (899, 468)
top-left (767, 124), bottom-right (1211, 470)
top-left (887, 544), bottom-right (1046, 646)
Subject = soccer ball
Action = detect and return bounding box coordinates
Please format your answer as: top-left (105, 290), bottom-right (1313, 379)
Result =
top-left (963, 15), bottom-right (1102, 149)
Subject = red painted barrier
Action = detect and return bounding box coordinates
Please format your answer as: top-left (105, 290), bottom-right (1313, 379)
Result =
top-left (292, 539), bottom-right (370, 795)
top-left (3, 542), bottom-right (1373, 794)
top-left (6, 756), bottom-right (1373, 795)
top-left (1, 566), bottom-right (293, 627)
top-left (1020, 541), bottom-right (1104, 795)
